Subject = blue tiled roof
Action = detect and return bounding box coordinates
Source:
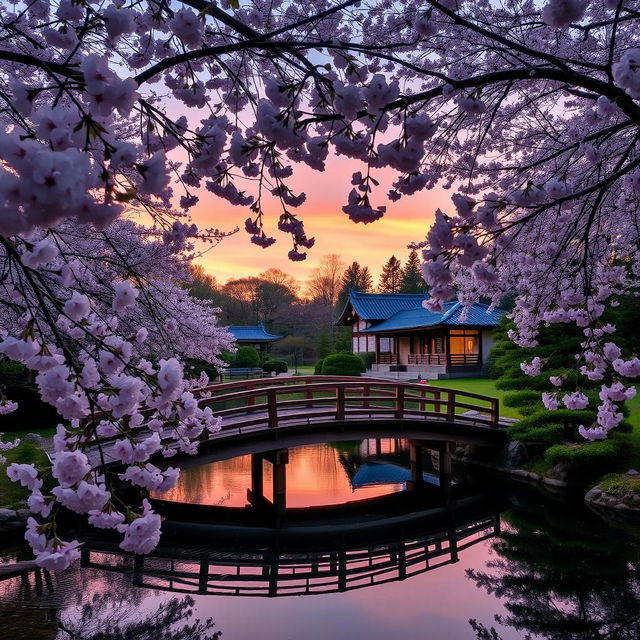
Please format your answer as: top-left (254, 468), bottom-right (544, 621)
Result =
top-left (344, 290), bottom-right (428, 321)
top-left (228, 325), bottom-right (282, 342)
top-left (361, 301), bottom-right (504, 333)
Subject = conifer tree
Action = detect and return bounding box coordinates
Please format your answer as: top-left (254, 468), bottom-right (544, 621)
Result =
top-left (400, 250), bottom-right (427, 293)
top-left (378, 256), bottom-right (402, 293)
top-left (336, 261), bottom-right (373, 312)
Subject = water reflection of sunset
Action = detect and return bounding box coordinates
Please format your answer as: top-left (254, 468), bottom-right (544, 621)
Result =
top-left (157, 440), bottom-right (406, 508)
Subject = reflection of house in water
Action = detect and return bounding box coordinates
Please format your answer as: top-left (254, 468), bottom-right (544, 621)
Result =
top-left (338, 438), bottom-right (442, 490)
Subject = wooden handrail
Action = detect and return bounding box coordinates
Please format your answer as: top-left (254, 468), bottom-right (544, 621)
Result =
top-left (83, 376), bottom-right (502, 454)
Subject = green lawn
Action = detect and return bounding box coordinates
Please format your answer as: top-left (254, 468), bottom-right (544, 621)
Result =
top-left (0, 439), bottom-right (50, 509)
top-left (421, 377), bottom-right (522, 419)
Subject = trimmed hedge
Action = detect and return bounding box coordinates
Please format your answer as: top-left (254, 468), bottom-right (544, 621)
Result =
top-left (233, 346), bottom-right (260, 367)
top-left (321, 353), bottom-right (366, 376)
top-left (262, 359), bottom-right (288, 374)
top-left (314, 358), bottom-right (325, 375)
top-left (545, 440), bottom-right (624, 473)
top-left (503, 391), bottom-right (542, 407)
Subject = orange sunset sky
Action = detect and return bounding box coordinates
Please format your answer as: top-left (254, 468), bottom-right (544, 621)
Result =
top-left (191, 153), bottom-right (451, 287)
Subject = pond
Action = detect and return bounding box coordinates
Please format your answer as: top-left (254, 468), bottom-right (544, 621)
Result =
top-left (1, 438), bottom-right (640, 640)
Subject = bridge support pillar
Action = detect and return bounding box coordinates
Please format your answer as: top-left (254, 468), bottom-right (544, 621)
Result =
top-left (408, 440), bottom-right (426, 489)
top-left (439, 442), bottom-right (454, 504)
top-left (272, 449), bottom-right (288, 528)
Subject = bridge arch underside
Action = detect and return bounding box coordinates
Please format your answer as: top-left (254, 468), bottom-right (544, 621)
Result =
top-left (172, 418), bottom-right (506, 469)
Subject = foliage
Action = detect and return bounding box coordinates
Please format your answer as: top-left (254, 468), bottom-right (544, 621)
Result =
top-left (321, 353), bottom-right (366, 376)
top-left (313, 358), bottom-right (325, 375)
top-left (545, 440), bottom-right (625, 475)
top-left (336, 261), bottom-right (373, 313)
top-left (57, 593), bottom-right (220, 640)
top-left (333, 327), bottom-right (352, 352)
top-left (316, 331), bottom-right (333, 360)
top-left (359, 352), bottom-right (377, 369)
top-left (233, 346), bottom-right (260, 368)
top-left (378, 255), bottom-right (403, 293)
top-left (262, 359), bottom-right (288, 374)
top-left (469, 490), bottom-right (640, 639)
top-left (1, 0), bottom-right (640, 568)
top-left (0, 439), bottom-right (50, 509)
top-left (598, 473), bottom-right (640, 498)
top-left (400, 250), bottom-right (428, 293)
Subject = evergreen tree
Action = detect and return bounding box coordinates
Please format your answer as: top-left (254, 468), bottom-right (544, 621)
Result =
top-left (336, 261), bottom-right (373, 312)
top-left (316, 331), bottom-right (333, 359)
top-left (378, 255), bottom-right (402, 293)
top-left (400, 250), bottom-right (427, 293)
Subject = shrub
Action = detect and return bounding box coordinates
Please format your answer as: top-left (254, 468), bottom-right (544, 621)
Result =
top-left (321, 353), bottom-right (366, 376)
top-left (263, 359), bottom-right (288, 374)
top-left (545, 440), bottom-right (624, 474)
top-left (314, 358), bottom-right (325, 375)
top-left (503, 391), bottom-right (541, 407)
top-left (258, 351), bottom-right (272, 366)
top-left (359, 352), bottom-right (376, 369)
top-left (509, 424), bottom-right (564, 448)
top-left (233, 346), bottom-right (260, 367)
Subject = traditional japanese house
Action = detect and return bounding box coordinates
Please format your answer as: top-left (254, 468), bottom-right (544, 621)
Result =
top-left (228, 325), bottom-right (282, 351)
top-left (336, 291), bottom-right (504, 378)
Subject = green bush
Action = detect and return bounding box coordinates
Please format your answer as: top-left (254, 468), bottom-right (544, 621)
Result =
top-left (321, 353), bottom-right (366, 376)
top-left (503, 391), bottom-right (542, 407)
top-left (545, 440), bottom-right (624, 474)
top-left (359, 352), bottom-right (376, 369)
top-left (258, 351), bottom-right (272, 366)
top-left (263, 359), bottom-right (288, 374)
top-left (314, 358), bottom-right (325, 375)
top-left (509, 424), bottom-right (565, 447)
top-left (233, 346), bottom-right (260, 367)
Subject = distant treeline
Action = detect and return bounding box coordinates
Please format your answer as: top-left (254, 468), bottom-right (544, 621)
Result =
top-left (188, 251), bottom-right (428, 364)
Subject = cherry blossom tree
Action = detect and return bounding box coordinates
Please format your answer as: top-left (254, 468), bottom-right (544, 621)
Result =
top-left (1, 0), bottom-right (640, 566)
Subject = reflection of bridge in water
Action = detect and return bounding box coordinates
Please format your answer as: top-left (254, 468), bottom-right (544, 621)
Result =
top-left (80, 497), bottom-right (501, 598)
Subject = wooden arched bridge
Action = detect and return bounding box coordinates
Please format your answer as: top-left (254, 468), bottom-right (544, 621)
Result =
top-left (187, 375), bottom-right (506, 452)
top-left (87, 376), bottom-right (506, 472)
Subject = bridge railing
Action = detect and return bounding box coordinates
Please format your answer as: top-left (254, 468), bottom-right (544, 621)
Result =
top-left (195, 376), bottom-right (500, 430)
top-left (81, 376), bottom-right (500, 457)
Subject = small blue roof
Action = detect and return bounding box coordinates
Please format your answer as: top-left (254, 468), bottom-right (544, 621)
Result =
top-left (361, 301), bottom-right (504, 333)
top-left (228, 325), bottom-right (282, 343)
top-left (337, 290), bottom-right (428, 322)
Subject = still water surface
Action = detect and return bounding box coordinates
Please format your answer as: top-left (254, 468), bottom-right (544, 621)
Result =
top-left (2, 439), bottom-right (640, 640)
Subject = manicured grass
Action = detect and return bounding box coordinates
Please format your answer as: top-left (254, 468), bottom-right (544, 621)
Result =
top-left (0, 439), bottom-right (49, 509)
top-left (419, 377), bottom-right (522, 419)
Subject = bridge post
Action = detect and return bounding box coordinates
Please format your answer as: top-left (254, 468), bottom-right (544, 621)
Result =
top-left (408, 440), bottom-right (425, 489)
top-left (271, 449), bottom-right (288, 528)
top-left (446, 390), bottom-right (456, 422)
top-left (336, 385), bottom-right (345, 420)
top-left (249, 453), bottom-right (264, 505)
top-left (448, 528), bottom-right (459, 563)
top-left (199, 556), bottom-right (209, 594)
top-left (267, 388), bottom-right (278, 428)
top-left (395, 385), bottom-right (404, 419)
top-left (439, 442), bottom-right (453, 504)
